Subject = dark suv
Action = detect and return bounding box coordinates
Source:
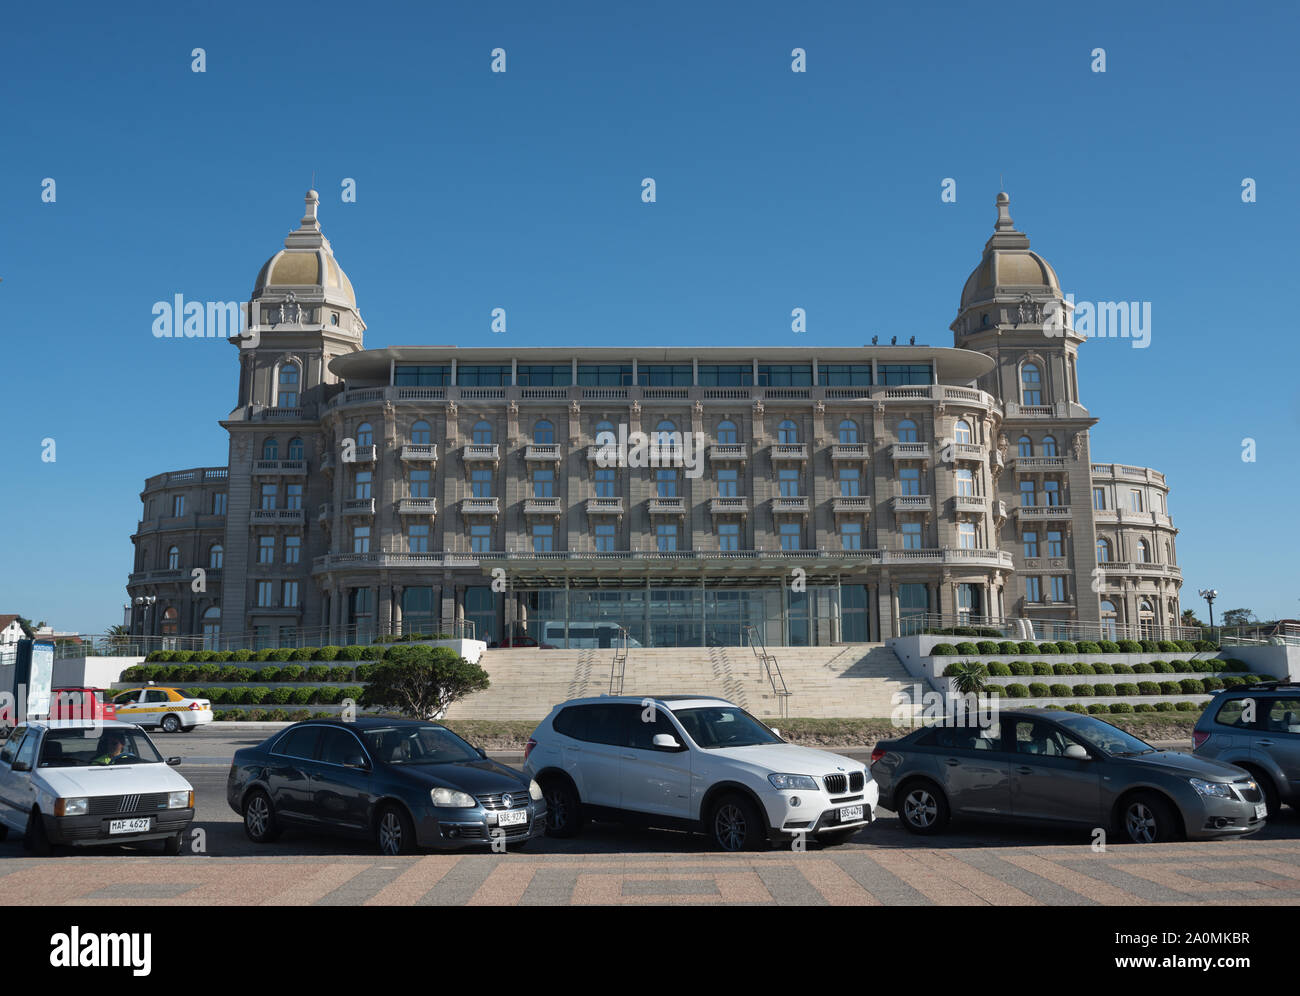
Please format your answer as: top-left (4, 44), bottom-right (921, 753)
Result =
top-left (1193, 681), bottom-right (1300, 816)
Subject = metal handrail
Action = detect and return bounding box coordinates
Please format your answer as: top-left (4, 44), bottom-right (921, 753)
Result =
top-left (744, 625), bottom-right (791, 716)
top-left (609, 627), bottom-right (629, 695)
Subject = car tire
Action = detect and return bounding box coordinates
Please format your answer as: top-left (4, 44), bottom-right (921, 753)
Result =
top-left (709, 793), bottom-right (767, 852)
top-left (162, 832), bottom-right (184, 856)
top-left (1119, 792), bottom-right (1182, 844)
top-left (541, 779), bottom-right (583, 838)
top-left (375, 804), bottom-right (418, 856)
top-left (23, 809), bottom-right (52, 856)
top-left (242, 790), bottom-right (281, 843)
top-left (898, 780), bottom-right (950, 835)
top-left (161, 714), bottom-right (181, 734)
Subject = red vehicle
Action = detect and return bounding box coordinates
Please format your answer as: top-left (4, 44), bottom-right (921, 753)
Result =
top-left (48, 687), bottom-right (116, 722)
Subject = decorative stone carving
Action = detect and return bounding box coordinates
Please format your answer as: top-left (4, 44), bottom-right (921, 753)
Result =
top-left (694, 399), bottom-right (704, 415)
top-left (570, 399), bottom-right (581, 415)
top-left (447, 401), bottom-right (458, 418)
top-left (1072, 432), bottom-right (1085, 461)
top-left (508, 399), bottom-right (518, 415)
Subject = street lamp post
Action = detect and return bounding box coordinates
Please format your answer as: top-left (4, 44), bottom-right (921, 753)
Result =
top-left (1198, 588), bottom-right (1218, 633)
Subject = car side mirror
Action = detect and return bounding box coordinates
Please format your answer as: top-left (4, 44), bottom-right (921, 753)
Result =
top-left (652, 733), bottom-right (682, 751)
top-left (477, 747), bottom-right (488, 759)
top-left (167, 757), bottom-right (182, 766)
top-left (1064, 744), bottom-right (1090, 760)
top-left (11, 761), bottom-right (30, 772)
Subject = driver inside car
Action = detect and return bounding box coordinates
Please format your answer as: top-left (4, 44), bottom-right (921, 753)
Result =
top-left (91, 731), bottom-right (129, 765)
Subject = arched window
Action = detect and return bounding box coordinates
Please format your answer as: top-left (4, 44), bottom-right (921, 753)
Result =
top-left (167, 546), bottom-right (180, 570)
top-left (277, 362), bottom-right (300, 407)
top-left (1096, 538), bottom-right (1111, 563)
top-left (838, 420), bottom-right (859, 444)
top-left (202, 606), bottom-right (221, 650)
top-left (356, 422), bottom-right (374, 447)
top-left (1138, 598), bottom-right (1156, 639)
top-left (954, 419), bottom-right (972, 445)
top-left (533, 420), bottom-right (555, 444)
top-left (1017, 435), bottom-right (1032, 458)
top-left (410, 421), bottom-right (431, 445)
top-left (209, 544), bottom-right (224, 569)
top-left (717, 420), bottom-right (738, 445)
top-left (1100, 599), bottom-right (1118, 641)
top-left (161, 607), bottom-right (179, 638)
top-left (472, 420), bottom-right (493, 444)
top-left (594, 420), bottom-right (616, 445)
top-left (262, 438), bottom-right (279, 460)
top-left (1137, 539), bottom-right (1150, 563)
top-left (1042, 435), bottom-right (1057, 457)
top-left (1021, 363), bottom-right (1042, 405)
top-left (287, 437), bottom-right (304, 460)
top-left (778, 419), bottom-right (799, 444)
top-left (897, 419), bottom-right (918, 444)
top-left (1164, 541), bottom-right (1172, 564)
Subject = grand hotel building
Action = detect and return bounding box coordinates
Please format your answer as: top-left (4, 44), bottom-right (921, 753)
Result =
top-left (127, 191), bottom-right (1185, 649)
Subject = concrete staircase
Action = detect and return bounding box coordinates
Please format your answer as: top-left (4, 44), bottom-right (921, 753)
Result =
top-left (443, 644), bottom-right (916, 721)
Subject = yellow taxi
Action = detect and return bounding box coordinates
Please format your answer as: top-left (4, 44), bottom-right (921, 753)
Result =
top-left (111, 684), bottom-right (213, 734)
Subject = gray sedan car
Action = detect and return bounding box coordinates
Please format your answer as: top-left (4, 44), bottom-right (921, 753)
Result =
top-left (870, 708), bottom-right (1266, 843)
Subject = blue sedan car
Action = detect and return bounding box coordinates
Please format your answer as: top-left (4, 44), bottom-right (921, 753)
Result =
top-left (227, 718), bottom-right (546, 854)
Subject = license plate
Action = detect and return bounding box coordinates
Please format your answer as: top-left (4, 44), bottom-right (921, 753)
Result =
top-left (839, 806), bottom-right (864, 823)
top-left (109, 818), bottom-right (152, 835)
top-left (497, 809), bottom-right (528, 827)
top-left (1255, 803), bottom-right (1267, 820)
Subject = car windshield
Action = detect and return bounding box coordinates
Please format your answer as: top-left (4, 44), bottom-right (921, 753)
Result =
top-left (38, 728), bottom-right (165, 767)
top-left (1054, 713), bottom-right (1155, 756)
top-left (672, 706), bottom-right (783, 749)
top-left (361, 725), bottom-right (481, 765)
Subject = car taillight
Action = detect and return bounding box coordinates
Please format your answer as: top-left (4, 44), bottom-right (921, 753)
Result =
top-left (1192, 731), bottom-right (1209, 748)
top-left (524, 738), bottom-right (537, 762)
top-left (870, 746), bottom-right (886, 764)
top-left (189, 702), bottom-right (200, 710)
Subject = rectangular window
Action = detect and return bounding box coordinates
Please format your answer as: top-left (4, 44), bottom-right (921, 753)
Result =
top-left (285, 535), bottom-right (301, 564)
top-left (172, 495), bottom-right (185, 517)
top-left (1047, 530), bottom-right (1064, 558)
top-left (286, 484), bottom-right (303, 510)
top-left (594, 523), bottom-right (615, 552)
top-left (408, 523), bottom-right (430, 553)
top-left (717, 468), bottom-right (738, 497)
top-left (718, 522), bottom-right (740, 551)
top-left (516, 364), bottom-right (572, 386)
top-left (532, 468), bottom-right (554, 498)
top-left (757, 364), bottom-right (813, 387)
top-left (778, 468), bottom-right (800, 497)
top-left (283, 581), bottom-right (300, 608)
top-left (1023, 531), bottom-right (1038, 557)
top-left (1050, 576), bottom-right (1066, 602)
top-left (532, 524), bottom-right (553, 552)
top-left (471, 524), bottom-right (491, 553)
top-left (594, 468), bottom-right (615, 498)
top-left (641, 364), bottom-right (693, 386)
top-left (394, 364), bottom-right (451, 386)
top-left (455, 364), bottom-right (511, 386)
top-left (258, 535), bottom-right (275, 564)
top-left (838, 468), bottom-right (860, 497)
top-left (1025, 577), bottom-right (1042, 602)
top-left (472, 469), bottom-right (494, 498)
top-left (577, 364), bottom-right (635, 386)
top-left (958, 522), bottom-right (976, 549)
top-left (840, 522), bottom-right (862, 550)
top-left (955, 469), bottom-right (975, 497)
top-left (1093, 487), bottom-right (1106, 510)
top-left (256, 581), bottom-right (274, 607)
top-left (1128, 489), bottom-right (1144, 512)
top-left (1043, 480), bottom-right (1061, 506)
top-left (779, 522), bottom-right (801, 550)
top-left (212, 493), bottom-right (227, 515)
top-left (1019, 480), bottom-right (1036, 507)
top-left (697, 364), bottom-right (754, 386)
top-left (354, 471), bottom-right (372, 500)
top-left (409, 469), bottom-right (431, 498)
top-left (817, 364), bottom-right (872, 386)
top-left (877, 364), bottom-right (933, 386)
top-left (899, 467), bottom-right (921, 496)
top-left (656, 469), bottom-right (678, 498)
top-left (902, 521), bottom-right (922, 550)
top-left (260, 484), bottom-right (277, 510)
top-left (656, 523), bottom-right (677, 552)
top-left (352, 525), bottom-right (370, 554)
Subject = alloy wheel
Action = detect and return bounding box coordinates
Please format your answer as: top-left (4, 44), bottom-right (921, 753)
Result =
top-left (245, 796), bottom-right (268, 838)
top-left (714, 803), bottom-right (747, 851)
top-left (379, 811), bottom-right (403, 855)
top-left (545, 788), bottom-right (568, 831)
top-left (1126, 802), bottom-right (1157, 843)
top-left (904, 789), bottom-right (937, 829)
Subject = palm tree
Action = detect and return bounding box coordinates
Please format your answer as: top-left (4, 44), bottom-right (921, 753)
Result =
top-left (947, 660), bottom-right (989, 721)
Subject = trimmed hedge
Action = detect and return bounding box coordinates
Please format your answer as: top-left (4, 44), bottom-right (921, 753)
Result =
top-left (1028, 682), bottom-right (1050, 697)
top-left (1009, 661), bottom-right (1033, 676)
top-left (931, 644), bottom-right (959, 656)
top-left (1050, 683), bottom-right (1073, 697)
top-left (1093, 683), bottom-right (1115, 697)
top-left (1072, 684), bottom-right (1095, 697)
top-left (1005, 684), bottom-right (1029, 698)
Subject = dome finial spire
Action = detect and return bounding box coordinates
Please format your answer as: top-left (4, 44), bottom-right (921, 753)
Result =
top-left (995, 190), bottom-right (1014, 231)
top-left (301, 188), bottom-right (320, 231)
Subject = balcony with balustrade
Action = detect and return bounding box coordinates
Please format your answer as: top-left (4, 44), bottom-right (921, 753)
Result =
top-left (397, 497), bottom-right (439, 517)
top-left (342, 497), bottom-right (376, 517)
top-left (399, 444), bottom-right (439, 463)
top-left (890, 494), bottom-right (932, 513)
top-left (890, 442), bottom-right (931, 463)
top-left (252, 459), bottom-right (307, 476)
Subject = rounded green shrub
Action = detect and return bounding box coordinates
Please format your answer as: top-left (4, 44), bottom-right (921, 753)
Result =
top-left (1077, 641), bottom-right (1102, 654)
top-left (1112, 663), bottom-right (1134, 675)
top-left (1151, 661), bottom-right (1173, 673)
top-left (998, 641), bottom-right (1019, 655)
top-left (1180, 678), bottom-right (1205, 694)
top-left (306, 665), bottom-right (330, 682)
top-left (1098, 640), bottom-right (1121, 653)
top-left (1031, 662), bottom-right (1052, 676)
top-left (1137, 681), bottom-right (1160, 695)
top-left (1160, 682), bottom-right (1181, 695)
top-left (976, 641), bottom-right (1000, 655)
top-left (1005, 684), bottom-right (1029, 698)
top-left (1052, 663), bottom-right (1073, 676)
top-left (955, 642), bottom-right (979, 655)
top-left (1155, 701), bottom-right (1176, 712)
top-left (339, 645), bottom-right (366, 661)
top-left (931, 643), bottom-right (959, 656)
top-left (290, 687), bottom-right (315, 705)
top-left (328, 666), bottom-right (354, 682)
top-left (1073, 684), bottom-right (1095, 697)
top-left (1028, 682), bottom-right (1050, 697)
top-left (231, 649), bottom-right (252, 662)
top-left (259, 666), bottom-right (281, 682)
top-left (1175, 701), bottom-right (1199, 712)
top-left (290, 647), bottom-right (314, 662)
top-left (1087, 704), bottom-right (1109, 715)
top-left (340, 685), bottom-right (364, 700)
top-left (1091, 662), bottom-right (1113, 675)
top-left (1018, 641), bottom-right (1038, 654)
top-left (1203, 676), bottom-right (1224, 691)
top-left (246, 686), bottom-right (270, 704)
top-left (1038, 642), bottom-right (1060, 655)
top-left (1093, 683), bottom-right (1115, 696)
top-left (1074, 662), bottom-right (1095, 675)
top-left (1135, 704), bottom-right (1157, 713)
top-left (1009, 661), bottom-right (1033, 676)
top-left (1110, 703), bottom-right (1134, 714)
top-left (1065, 703), bottom-right (1087, 713)
top-left (267, 686), bottom-right (293, 705)
top-left (278, 664), bottom-right (305, 681)
top-left (1132, 662), bottom-right (1154, 674)
top-left (1115, 683), bottom-right (1139, 696)
top-left (313, 645), bottom-right (341, 662)
top-left (316, 686), bottom-right (343, 704)
top-left (1050, 683), bottom-right (1073, 697)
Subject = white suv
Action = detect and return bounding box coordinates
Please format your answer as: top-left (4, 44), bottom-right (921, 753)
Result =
top-left (524, 695), bottom-right (877, 851)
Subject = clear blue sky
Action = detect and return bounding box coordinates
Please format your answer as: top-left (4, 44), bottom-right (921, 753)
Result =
top-left (1, 1), bottom-right (1296, 631)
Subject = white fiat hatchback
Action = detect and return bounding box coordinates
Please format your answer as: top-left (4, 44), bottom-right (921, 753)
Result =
top-left (0, 721), bottom-right (195, 855)
top-left (525, 695), bottom-right (877, 851)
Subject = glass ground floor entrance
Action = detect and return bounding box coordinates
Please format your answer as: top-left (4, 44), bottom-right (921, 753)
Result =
top-left (513, 581), bottom-right (872, 648)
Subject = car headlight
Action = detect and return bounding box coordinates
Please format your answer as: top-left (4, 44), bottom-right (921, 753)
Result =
top-left (528, 779), bottom-right (543, 801)
top-left (168, 790), bottom-right (192, 809)
top-left (768, 773), bottom-right (819, 791)
top-left (431, 787), bottom-right (477, 808)
top-left (1190, 778), bottom-right (1235, 799)
top-left (56, 797), bottom-right (88, 817)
